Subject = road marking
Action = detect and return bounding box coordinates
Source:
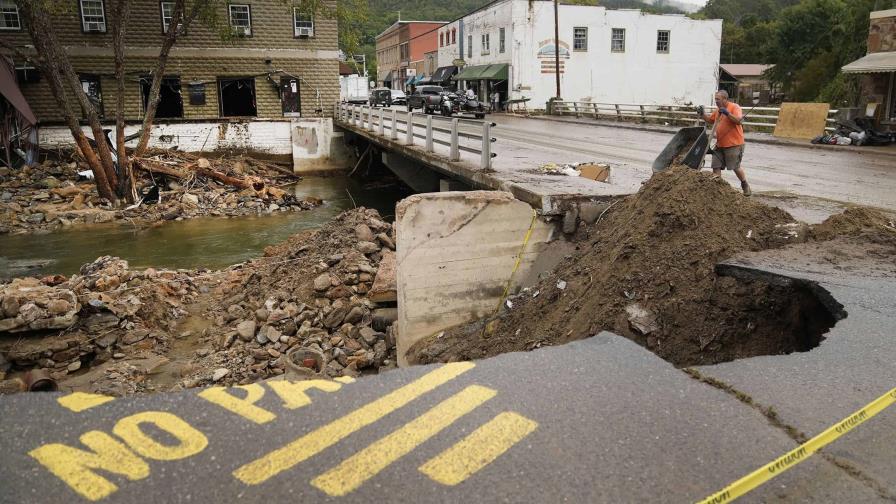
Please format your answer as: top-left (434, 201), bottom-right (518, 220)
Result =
top-left (419, 411), bottom-right (538, 486)
top-left (58, 392), bottom-right (114, 412)
top-left (267, 379), bottom-right (343, 410)
top-left (199, 384), bottom-right (277, 424)
top-left (233, 362), bottom-right (475, 485)
top-left (311, 385), bottom-right (497, 496)
top-left (112, 412), bottom-right (208, 461)
top-left (29, 432), bottom-right (150, 502)
top-left (334, 376), bottom-right (356, 384)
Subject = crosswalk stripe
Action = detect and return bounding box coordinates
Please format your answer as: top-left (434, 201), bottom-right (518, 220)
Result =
top-left (232, 362), bottom-right (475, 485)
top-left (311, 385), bottom-right (497, 496)
top-left (419, 411), bottom-right (538, 486)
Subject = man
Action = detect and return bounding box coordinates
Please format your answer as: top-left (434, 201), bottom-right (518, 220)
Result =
top-left (698, 90), bottom-right (751, 196)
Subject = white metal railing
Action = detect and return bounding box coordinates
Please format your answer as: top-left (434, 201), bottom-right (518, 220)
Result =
top-left (551, 101), bottom-right (839, 133)
top-left (334, 103), bottom-right (497, 170)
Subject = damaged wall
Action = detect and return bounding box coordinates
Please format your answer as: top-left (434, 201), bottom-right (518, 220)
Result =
top-left (394, 191), bottom-right (556, 366)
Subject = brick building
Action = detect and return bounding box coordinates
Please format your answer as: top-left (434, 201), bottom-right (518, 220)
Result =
top-left (375, 21), bottom-right (445, 90)
top-left (0, 0), bottom-right (340, 123)
top-left (843, 8), bottom-right (896, 130)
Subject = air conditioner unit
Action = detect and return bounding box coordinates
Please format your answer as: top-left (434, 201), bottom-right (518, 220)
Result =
top-left (296, 27), bottom-right (313, 37)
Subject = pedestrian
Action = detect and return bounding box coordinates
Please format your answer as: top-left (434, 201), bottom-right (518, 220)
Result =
top-left (491, 90), bottom-right (500, 112)
top-left (698, 90), bottom-right (751, 196)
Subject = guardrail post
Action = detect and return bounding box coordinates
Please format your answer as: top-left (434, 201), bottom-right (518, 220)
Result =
top-left (425, 115), bottom-right (434, 153)
top-left (639, 105), bottom-right (646, 123)
top-left (368, 107), bottom-right (376, 132)
top-left (615, 104), bottom-right (622, 120)
top-left (573, 102), bottom-right (580, 118)
top-left (349, 105), bottom-right (355, 126)
top-left (378, 108), bottom-right (385, 136)
top-left (481, 122), bottom-right (491, 170)
top-left (450, 118), bottom-right (460, 161)
top-left (391, 109), bottom-right (398, 140)
top-left (406, 111), bottom-right (414, 145)
top-left (591, 103), bottom-right (598, 118)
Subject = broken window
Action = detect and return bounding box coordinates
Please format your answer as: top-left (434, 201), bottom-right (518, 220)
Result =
top-left (141, 77), bottom-right (183, 118)
top-left (217, 77), bottom-right (257, 117)
top-left (229, 4), bottom-right (251, 36)
top-left (80, 0), bottom-right (106, 33)
top-left (611, 28), bottom-right (625, 53)
top-left (293, 8), bottom-right (313, 37)
top-left (79, 74), bottom-right (103, 118)
top-left (657, 30), bottom-right (670, 54)
top-left (573, 27), bottom-right (588, 51)
top-left (499, 28), bottom-right (505, 53)
top-left (0, 0), bottom-right (20, 31)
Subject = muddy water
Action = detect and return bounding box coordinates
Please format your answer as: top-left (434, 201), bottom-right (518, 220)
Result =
top-left (0, 176), bottom-right (410, 279)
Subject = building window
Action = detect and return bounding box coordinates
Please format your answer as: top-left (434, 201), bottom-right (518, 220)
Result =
top-left (468, 35), bottom-right (472, 58)
top-left (0, 0), bottom-right (20, 31)
top-left (573, 27), bottom-right (588, 51)
top-left (481, 33), bottom-right (490, 54)
top-left (611, 28), bottom-right (625, 53)
top-left (294, 9), bottom-right (314, 37)
top-left (218, 77), bottom-right (257, 117)
top-left (440, 32), bottom-right (444, 47)
top-left (80, 0), bottom-right (107, 33)
top-left (141, 76), bottom-right (183, 118)
top-left (400, 42), bottom-right (409, 61)
top-left (229, 4), bottom-right (251, 36)
top-left (452, 29), bottom-right (456, 44)
top-left (160, 2), bottom-right (185, 34)
top-left (79, 74), bottom-right (103, 117)
top-left (499, 27), bottom-right (505, 53)
top-left (657, 30), bottom-right (670, 53)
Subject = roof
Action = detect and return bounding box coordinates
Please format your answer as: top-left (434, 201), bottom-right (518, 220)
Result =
top-left (0, 59), bottom-right (37, 126)
top-left (339, 62), bottom-right (354, 75)
top-left (842, 52), bottom-right (896, 74)
top-left (719, 64), bottom-right (774, 77)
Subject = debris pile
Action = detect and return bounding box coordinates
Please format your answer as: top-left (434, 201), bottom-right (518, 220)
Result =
top-left (0, 152), bottom-right (321, 235)
top-left (409, 168), bottom-right (832, 367)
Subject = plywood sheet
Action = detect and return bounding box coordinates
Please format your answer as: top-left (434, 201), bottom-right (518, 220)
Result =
top-left (773, 102), bottom-right (830, 140)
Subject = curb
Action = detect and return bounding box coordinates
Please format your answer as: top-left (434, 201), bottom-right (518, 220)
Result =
top-left (510, 114), bottom-right (896, 158)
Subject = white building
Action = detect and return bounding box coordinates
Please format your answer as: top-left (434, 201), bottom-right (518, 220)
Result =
top-left (436, 0), bottom-right (722, 108)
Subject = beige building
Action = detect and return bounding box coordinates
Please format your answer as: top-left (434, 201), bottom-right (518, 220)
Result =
top-left (0, 0), bottom-right (340, 122)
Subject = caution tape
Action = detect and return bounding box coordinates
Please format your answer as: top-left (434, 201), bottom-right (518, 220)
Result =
top-left (493, 209), bottom-right (538, 316)
top-left (697, 386), bottom-right (896, 504)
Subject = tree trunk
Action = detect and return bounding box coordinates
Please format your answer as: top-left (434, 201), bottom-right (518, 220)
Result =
top-left (112, 0), bottom-right (136, 203)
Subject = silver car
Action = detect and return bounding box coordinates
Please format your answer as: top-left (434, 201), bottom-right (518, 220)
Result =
top-left (390, 89), bottom-right (407, 106)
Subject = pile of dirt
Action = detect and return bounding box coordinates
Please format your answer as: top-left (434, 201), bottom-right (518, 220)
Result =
top-left (811, 206), bottom-right (896, 243)
top-left (409, 168), bottom-right (828, 367)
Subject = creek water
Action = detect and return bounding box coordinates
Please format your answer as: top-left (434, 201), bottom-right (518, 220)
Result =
top-left (0, 175), bottom-right (410, 280)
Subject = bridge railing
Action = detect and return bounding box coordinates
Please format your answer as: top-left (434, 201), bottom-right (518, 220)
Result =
top-left (551, 101), bottom-right (839, 133)
top-left (335, 103), bottom-right (497, 170)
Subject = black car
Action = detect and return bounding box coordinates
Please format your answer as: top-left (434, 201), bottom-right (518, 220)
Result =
top-left (369, 88), bottom-right (392, 107)
top-left (406, 85), bottom-right (445, 114)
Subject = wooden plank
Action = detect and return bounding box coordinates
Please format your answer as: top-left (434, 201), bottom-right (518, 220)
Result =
top-left (773, 102), bottom-right (830, 140)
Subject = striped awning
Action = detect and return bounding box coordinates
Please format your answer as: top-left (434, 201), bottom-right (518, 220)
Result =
top-left (842, 52), bottom-right (896, 74)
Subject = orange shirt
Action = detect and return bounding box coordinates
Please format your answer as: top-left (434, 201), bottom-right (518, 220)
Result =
top-left (709, 102), bottom-right (745, 148)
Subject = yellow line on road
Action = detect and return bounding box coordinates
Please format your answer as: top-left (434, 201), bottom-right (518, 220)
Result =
top-left (57, 392), bottom-right (114, 412)
top-left (232, 362), bottom-right (475, 485)
top-left (311, 385), bottom-right (497, 496)
top-left (419, 411), bottom-right (538, 486)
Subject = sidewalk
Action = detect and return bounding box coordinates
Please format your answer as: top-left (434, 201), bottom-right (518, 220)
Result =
top-left (510, 113), bottom-right (896, 157)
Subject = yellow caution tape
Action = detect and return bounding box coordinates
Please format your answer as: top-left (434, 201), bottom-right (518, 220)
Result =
top-left (697, 386), bottom-right (896, 504)
top-left (494, 209), bottom-right (538, 316)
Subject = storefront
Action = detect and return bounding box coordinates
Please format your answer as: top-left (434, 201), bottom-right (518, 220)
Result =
top-left (454, 63), bottom-right (509, 110)
top-left (843, 49), bottom-right (896, 131)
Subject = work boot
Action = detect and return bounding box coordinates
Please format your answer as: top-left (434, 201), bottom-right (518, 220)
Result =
top-left (741, 181), bottom-right (752, 197)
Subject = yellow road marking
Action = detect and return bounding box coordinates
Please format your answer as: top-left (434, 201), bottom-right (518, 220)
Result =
top-left (311, 385), bottom-right (497, 496)
top-left (112, 412), bottom-right (208, 461)
top-left (267, 379), bottom-right (343, 410)
top-left (198, 384), bottom-right (277, 424)
top-left (57, 392), bottom-right (115, 413)
top-left (419, 412), bottom-right (538, 486)
top-left (334, 376), bottom-right (356, 384)
top-left (29, 432), bottom-right (149, 502)
top-left (233, 362), bottom-right (475, 485)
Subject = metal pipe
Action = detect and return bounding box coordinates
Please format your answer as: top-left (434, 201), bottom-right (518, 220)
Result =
top-left (23, 369), bottom-right (58, 392)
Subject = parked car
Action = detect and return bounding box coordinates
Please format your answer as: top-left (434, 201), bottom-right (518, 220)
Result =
top-left (369, 88), bottom-right (392, 107)
top-left (406, 86), bottom-right (445, 114)
top-left (390, 89), bottom-right (407, 106)
top-left (439, 91), bottom-right (487, 119)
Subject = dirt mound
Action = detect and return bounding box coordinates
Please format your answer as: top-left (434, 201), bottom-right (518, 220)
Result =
top-left (409, 168), bottom-right (829, 367)
top-left (811, 207), bottom-right (896, 242)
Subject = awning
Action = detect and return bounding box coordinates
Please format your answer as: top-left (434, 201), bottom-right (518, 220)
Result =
top-left (430, 66), bottom-right (458, 83)
top-left (0, 59), bottom-right (37, 125)
top-left (454, 63), bottom-right (509, 81)
top-left (378, 68), bottom-right (392, 82)
top-left (418, 76), bottom-right (432, 85)
top-left (842, 52), bottom-right (896, 74)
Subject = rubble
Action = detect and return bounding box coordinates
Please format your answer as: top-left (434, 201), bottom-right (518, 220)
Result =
top-left (0, 152), bottom-right (322, 235)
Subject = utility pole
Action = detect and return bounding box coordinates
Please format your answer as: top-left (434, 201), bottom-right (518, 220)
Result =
top-left (553, 0), bottom-right (561, 99)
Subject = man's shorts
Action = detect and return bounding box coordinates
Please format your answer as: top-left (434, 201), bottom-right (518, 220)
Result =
top-left (711, 144), bottom-right (745, 171)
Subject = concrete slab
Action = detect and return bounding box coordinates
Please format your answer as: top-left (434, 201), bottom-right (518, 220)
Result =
top-left (697, 240), bottom-right (896, 496)
top-left (0, 334), bottom-right (880, 503)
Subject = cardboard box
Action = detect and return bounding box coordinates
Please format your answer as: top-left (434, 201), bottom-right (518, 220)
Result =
top-left (578, 163), bottom-right (611, 182)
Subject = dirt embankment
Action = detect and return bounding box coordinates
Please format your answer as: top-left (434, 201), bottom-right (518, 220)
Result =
top-left (0, 151), bottom-right (321, 235)
top-left (0, 208), bottom-right (398, 395)
top-left (409, 168), bottom-right (896, 368)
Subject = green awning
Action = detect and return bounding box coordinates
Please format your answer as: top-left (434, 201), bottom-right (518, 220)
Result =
top-left (454, 63), bottom-right (509, 81)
